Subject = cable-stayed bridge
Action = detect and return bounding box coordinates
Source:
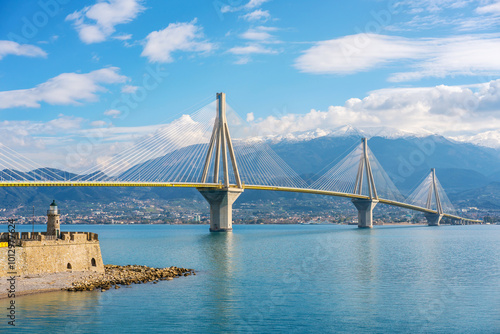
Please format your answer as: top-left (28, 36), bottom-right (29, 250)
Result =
top-left (0, 93), bottom-right (481, 231)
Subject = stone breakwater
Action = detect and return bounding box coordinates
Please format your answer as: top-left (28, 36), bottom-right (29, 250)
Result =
top-left (67, 264), bottom-right (195, 292)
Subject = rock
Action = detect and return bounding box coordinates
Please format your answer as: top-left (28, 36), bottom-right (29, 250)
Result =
top-left (66, 264), bottom-right (195, 293)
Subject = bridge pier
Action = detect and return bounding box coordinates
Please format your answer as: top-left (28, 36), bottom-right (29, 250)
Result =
top-left (425, 213), bottom-right (443, 226)
top-left (352, 199), bottom-right (378, 228)
top-left (198, 188), bottom-right (243, 232)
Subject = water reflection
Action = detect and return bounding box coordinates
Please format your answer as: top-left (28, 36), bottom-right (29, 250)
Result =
top-left (353, 229), bottom-right (379, 317)
top-left (354, 229), bottom-right (378, 282)
top-left (2, 290), bottom-right (101, 332)
top-left (199, 232), bottom-right (238, 332)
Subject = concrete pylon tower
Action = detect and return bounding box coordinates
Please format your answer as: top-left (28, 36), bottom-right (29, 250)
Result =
top-left (198, 93), bottom-right (243, 232)
top-left (47, 200), bottom-right (60, 238)
top-left (351, 138), bottom-right (379, 228)
top-left (424, 168), bottom-right (444, 226)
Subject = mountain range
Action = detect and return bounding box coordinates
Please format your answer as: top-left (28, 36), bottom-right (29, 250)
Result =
top-left (1, 127), bottom-right (500, 210)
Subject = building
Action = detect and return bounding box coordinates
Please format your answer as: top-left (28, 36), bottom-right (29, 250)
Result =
top-left (0, 201), bottom-right (104, 276)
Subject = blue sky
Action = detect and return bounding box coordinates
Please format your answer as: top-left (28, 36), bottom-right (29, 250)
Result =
top-left (1, 0), bottom-right (500, 170)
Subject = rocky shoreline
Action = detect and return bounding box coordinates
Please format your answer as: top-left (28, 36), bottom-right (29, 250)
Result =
top-left (0, 265), bottom-right (195, 299)
top-left (67, 264), bottom-right (195, 292)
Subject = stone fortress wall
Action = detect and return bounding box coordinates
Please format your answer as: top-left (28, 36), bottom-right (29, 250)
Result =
top-left (0, 200), bottom-right (104, 277)
top-left (0, 232), bottom-right (104, 276)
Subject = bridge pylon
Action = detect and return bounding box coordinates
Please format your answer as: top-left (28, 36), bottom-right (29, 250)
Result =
top-left (197, 93), bottom-right (243, 232)
top-left (424, 168), bottom-right (444, 226)
top-left (351, 138), bottom-right (379, 228)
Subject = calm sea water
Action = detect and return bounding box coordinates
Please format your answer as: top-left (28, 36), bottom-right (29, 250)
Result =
top-left (1, 224), bottom-right (499, 333)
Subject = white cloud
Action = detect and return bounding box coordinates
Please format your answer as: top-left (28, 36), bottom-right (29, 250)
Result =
top-left (220, 6), bottom-right (234, 14)
top-left (104, 109), bottom-right (122, 118)
top-left (0, 67), bottom-right (128, 109)
top-left (295, 33), bottom-right (500, 81)
top-left (222, 0), bottom-right (270, 13)
top-left (387, 12), bottom-right (500, 33)
top-left (246, 112), bottom-right (255, 122)
top-left (388, 0), bottom-right (500, 31)
top-left (241, 9), bottom-right (271, 22)
top-left (245, 80), bottom-right (500, 146)
top-left (47, 115), bottom-right (85, 131)
top-left (389, 34), bottom-right (500, 81)
top-left (456, 15), bottom-right (500, 31)
top-left (78, 116), bottom-right (209, 173)
top-left (141, 20), bottom-right (214, 63)
top-left (255, 26), bottom-right (278, 32)
top-left (0, 112), bottom-right (213, 172)
top-left (245, 0), bottom-right (270, 9)
top-left (398, 0), bottom-right (473, 12)
top-left (91, 120), bottom-right (110, 127)
top-left (80, 123), bottom-right (165, 142)
top-left (113, 34), bottom-right (133, 41)
top-left (0, 40), bottom-right (47, 60)
top-left (0, 116), bottom-right (84, 151)
top-left (241, 28), bottom-right (273, 41)
top-left (228, 44), bottom-right (277, 55)
top-left (229, 26), bottom-right (279, 63)
top-left (476, 1), bottom-right (500, 14)
top-left (121, 85), bottom-right (138, 93)
top-left (386, 14), bottom-right (452, 32)
top-left (66, 0), bottom-right (145, 44)
top-left (295, 34), bottom-right (422, 75)
top-left (234, 56), bottom-right (251, 65)
top-left (0, 116), bottom-right (166, 172)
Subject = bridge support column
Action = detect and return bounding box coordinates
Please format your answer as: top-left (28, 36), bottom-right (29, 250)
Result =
top-left (198, 188), bottom-right (243, 232)
top-left (425, 213), bottom-right (443, 226)
top-left (352, 199), bottom-right (378, 228)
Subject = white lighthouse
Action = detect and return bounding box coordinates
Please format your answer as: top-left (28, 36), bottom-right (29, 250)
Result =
top-left (47, 200), bottom-right (60, 238)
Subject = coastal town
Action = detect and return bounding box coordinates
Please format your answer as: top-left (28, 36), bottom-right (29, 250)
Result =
top-left (1, 196), bottom-right (493, 226)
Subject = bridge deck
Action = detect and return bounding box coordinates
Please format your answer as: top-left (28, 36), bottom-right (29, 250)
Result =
top-left (0, 181), bottom-right (481, 223)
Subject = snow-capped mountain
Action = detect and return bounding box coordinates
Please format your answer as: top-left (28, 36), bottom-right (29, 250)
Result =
top-left (450, 130), bottom-right (500, 149)
top-left (255, 125), bottom-right (363, 143)
top-left (238, 121), bottom-right (500, 150)
top-left (243, 125), bottom-right (448, 145)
